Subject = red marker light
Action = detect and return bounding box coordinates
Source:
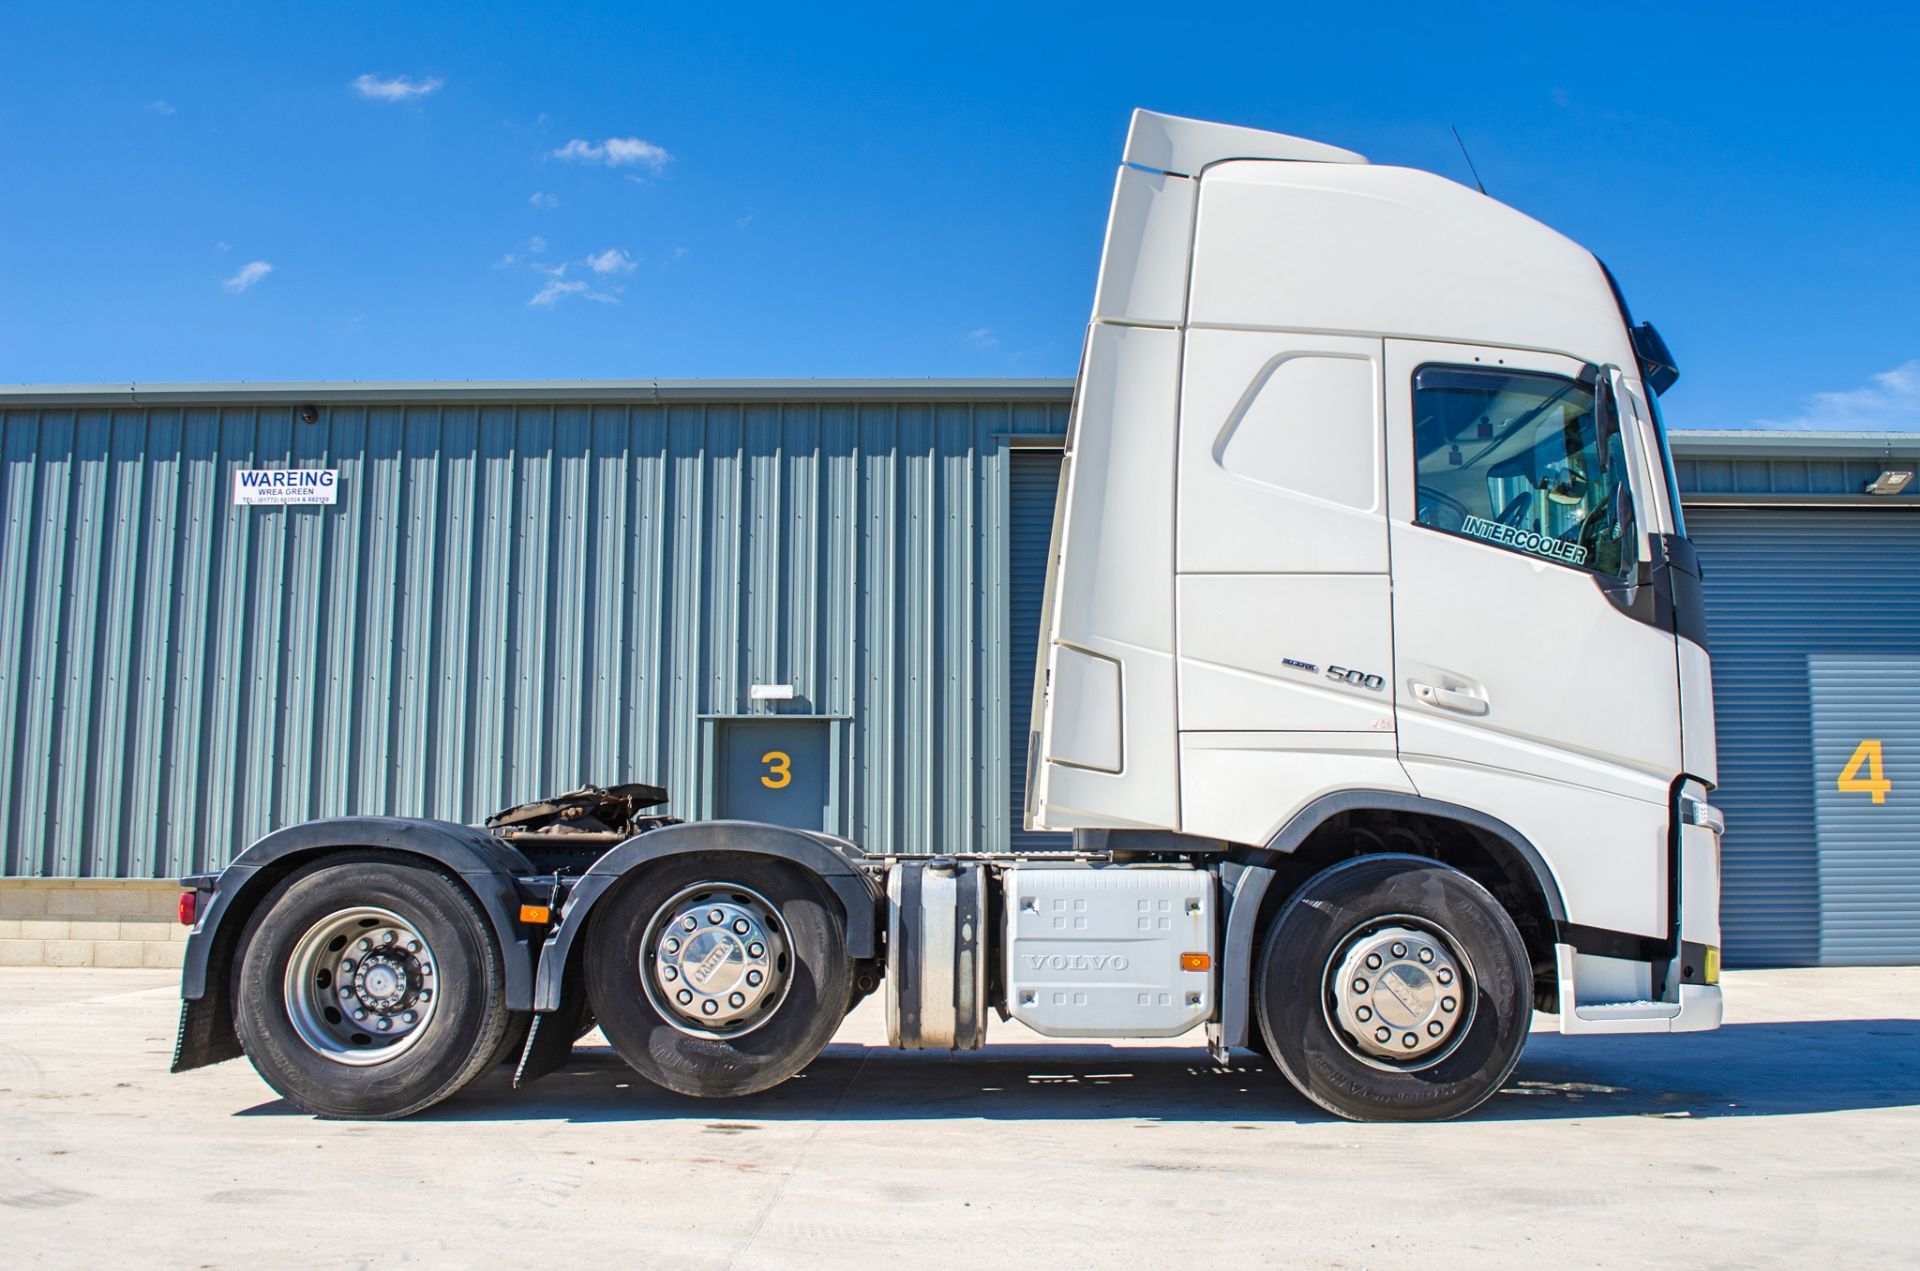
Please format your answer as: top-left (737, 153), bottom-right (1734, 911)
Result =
top-left (178, 890), bottom-right (197, 926)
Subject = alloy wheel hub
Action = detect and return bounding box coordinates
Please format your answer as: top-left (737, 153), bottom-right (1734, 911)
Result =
top-left (1327, 922), bottom-right (1470, 1066)
top-left (643, 885), bottom-right (791, 1037)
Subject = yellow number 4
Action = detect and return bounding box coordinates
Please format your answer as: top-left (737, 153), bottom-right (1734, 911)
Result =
top-left (1837, 739), bottom-right (1891, 805)
top-left (760, 750), bottom-right (792, 790)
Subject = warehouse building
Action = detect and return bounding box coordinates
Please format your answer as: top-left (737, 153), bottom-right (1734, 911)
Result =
top-left (0, 381), bottom-right (1913, 969)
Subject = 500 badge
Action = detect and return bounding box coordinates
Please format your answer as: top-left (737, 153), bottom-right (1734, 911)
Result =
top-left (1326, 665), bottom-right (1386, 692)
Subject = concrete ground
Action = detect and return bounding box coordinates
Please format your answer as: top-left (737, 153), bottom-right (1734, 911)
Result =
top-left (2, 968), bottom-right (1915, 1269)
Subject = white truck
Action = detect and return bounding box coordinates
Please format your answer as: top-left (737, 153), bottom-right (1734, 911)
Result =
top-left (172, 110), bottom-right (1724, 1122)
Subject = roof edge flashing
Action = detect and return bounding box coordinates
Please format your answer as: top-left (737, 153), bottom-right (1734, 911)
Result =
top-left (1123, 108), bottom-right (1367, 177)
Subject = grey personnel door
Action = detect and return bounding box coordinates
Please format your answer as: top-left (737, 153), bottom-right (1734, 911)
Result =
top-left (713, 717), bottom-right (832, 831)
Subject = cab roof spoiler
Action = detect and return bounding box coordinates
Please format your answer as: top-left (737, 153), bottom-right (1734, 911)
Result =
top-left (1122, 108), bottom-right (1369, 178)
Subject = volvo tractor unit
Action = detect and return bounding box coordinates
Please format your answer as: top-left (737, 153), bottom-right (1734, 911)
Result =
top-left (172, 111), bottom-right (1724, 1123)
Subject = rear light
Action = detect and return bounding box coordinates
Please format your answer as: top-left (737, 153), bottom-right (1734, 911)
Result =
top-left (178, 890), bottom-right (197, 926)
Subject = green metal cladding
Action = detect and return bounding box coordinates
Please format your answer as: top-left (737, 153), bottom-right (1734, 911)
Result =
top-left (0, 390), bottom-right (1068, 879)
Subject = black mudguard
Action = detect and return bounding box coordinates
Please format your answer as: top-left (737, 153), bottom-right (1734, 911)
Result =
top-left (172, 817), bottom-right (538, 1073)
top-left (526, 821), bottom-right (881, 1038)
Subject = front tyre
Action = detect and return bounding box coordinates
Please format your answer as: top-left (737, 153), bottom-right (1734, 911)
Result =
top-left (232, 856), bottom-right (515, 1119)
top-left (1256, 855), bottom-right (1533, 1122)
top-left (584, 856), bottom-right (852, 1098)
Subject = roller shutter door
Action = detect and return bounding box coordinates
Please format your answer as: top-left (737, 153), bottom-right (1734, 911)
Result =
top-left (1008, 451), bottom-right (1070, 852)
top-left (1688, 507), bottom-right (1920, 966)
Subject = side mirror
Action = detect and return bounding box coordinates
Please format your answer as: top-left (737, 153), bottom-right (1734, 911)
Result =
top-left (1631, 322), bottom-right (1680, 396)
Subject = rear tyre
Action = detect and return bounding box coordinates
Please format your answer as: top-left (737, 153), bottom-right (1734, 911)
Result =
top-left (1256, 855), bottom-right (1532, 1122)
top-left (584, 856), bottom-right (851, 1097)
top-left (232, 855), bottom-right (515, 1119)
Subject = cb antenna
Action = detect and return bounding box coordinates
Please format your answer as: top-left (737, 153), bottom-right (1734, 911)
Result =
top-left (1451, 124), bottom-right (1488, 196)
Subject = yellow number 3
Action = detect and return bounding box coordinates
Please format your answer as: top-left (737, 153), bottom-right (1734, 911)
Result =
top-left (1837, 739), bottom-right (1891, 805)
top-left (760, 751), bottom-right (792, 790)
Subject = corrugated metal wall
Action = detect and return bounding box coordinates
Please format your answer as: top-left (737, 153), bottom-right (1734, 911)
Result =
top-left (1007, 451), bottom-right (1070, 853)
top-left (0, 395), bottom-right (1067, 879)
top-left (1687, 507), bottom-right (1920, 966)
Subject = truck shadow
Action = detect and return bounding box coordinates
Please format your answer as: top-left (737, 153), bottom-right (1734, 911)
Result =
top-left (288, 1017), bottom-right (1920, 1126)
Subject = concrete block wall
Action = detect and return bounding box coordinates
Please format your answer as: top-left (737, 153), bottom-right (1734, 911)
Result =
top-left (0, 881), bottom-right (188, 968)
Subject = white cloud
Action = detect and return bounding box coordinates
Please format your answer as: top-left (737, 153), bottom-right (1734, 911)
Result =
top-left (1764, 360), bottom-right (1920, 431)
top-left (352, 73), bottom-right (444, 102)
top-left (529, 278), bottom-right (616, 307)
top-left (528, 235), bottom-right (548, 254)
top-left (148, 99), bottom-right (175, 116)
top-left (967, 327), bottom-right (1000, 350)
top-left (529, 191), bottom-right (559, 208)
top-left (551, 136), bottom-right (672, 172)
top-left (586, 248), bottom-right (637, 275)
top-left (533, 261), bottom-right (567, 278)
top-left (222, 260), bottom-right (272, 293)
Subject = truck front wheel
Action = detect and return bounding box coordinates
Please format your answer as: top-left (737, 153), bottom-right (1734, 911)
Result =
top-left (232, 856), bottom-right (517, 1119)
top-left (1256, 855), bottom-right (1532, 1122)
top-left (584, 856), bottom-right (852, 1098)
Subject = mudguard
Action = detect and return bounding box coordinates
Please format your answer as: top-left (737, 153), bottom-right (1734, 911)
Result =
top-left (532, 820), bottom-right (882, 1013)
top-left (173, 817), bottom-right (538, 1072)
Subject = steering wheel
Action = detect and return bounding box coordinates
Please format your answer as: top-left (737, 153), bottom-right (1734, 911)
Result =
top-left (1416, 486), bottom-right (1471, 532)
top-left (1494, 491), bottom-right (1532, 528)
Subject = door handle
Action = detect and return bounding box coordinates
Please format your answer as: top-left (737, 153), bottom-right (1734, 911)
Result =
top-left (1411, 681), bottom-right (1489, 716)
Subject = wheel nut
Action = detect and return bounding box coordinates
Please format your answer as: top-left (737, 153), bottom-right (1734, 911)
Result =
top-left (1437, 968), bottom-right (1453, 985)
top-left (1428, 1021), bottom-right (1443, 1037)
top-left (382, 931), bottom-right (396, 944)
top-left (408, 940), bottom-right (421, 953)
top-left (708, 909), bottom-right (725, 925)
top-left (1402, 1033), bottom-right (1417, 1049)
top-left (359, 939), bottom-right (372, 951)
top-left (353, 1010), bottom-right (367, 1022)
top-left (1417, 946), bottom-right (1434, 963)
top-left (701, 999), bottom-right (719, 1015)
top-left (682, 916), bottom-right (698, 932)
top-left (419, 990), bottom-right (432, 1002)
top-left (665, 937), bottom-right (680, 954)
top-left (677, 989), bottom-right (694, 1005)
top-left (420, 964), bottom-right (432, 976)
top-left (1390, 942), bottom-right (1407, 958)
top-left (747, 942), bottom-right (764, 959)
top-left (1355, 1006), bottom-right (1372, 1022)
top-left (662, 965), bottom-right (679, 981)
top-left (377, 1018), bottom-right (392, 1031)
top-left (746, 969), bottom-right (763, 987)
top-left (341, 959), bottom-right (355, 973)
top-left (733, 918), bottom-right (751, 935)
top-left (1365, 953), bottom-right (1381, 970)
top-left (1352, 978), bottom-right (1368, 994)
top-left (1442, 996), bottom-right (1456, 1013)
top-left (1374, 1027), bottom-right (1391, 1043)
top-left (402, 1012), bottom-right (417, 1024)
top-left (729, 992), bottom-right (745, 1008)
top-left (339, 987), bottom-right (353, 999)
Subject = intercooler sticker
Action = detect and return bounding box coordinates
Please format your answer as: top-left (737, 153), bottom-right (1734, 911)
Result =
top-left (1460, 514), bottom-right (1588, 566)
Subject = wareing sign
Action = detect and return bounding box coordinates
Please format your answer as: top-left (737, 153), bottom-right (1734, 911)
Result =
top-left (233, 468), bottom-right (339, 506)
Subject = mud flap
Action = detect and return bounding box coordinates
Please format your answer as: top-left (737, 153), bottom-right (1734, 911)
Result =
top-left (170, 996), bottom-right (243, 1073)
top-left (513, 991), bottom-right (593, 1088)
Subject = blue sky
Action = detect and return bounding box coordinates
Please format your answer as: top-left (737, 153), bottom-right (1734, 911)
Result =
top-left (3, 2), bottom-right (1916, 430)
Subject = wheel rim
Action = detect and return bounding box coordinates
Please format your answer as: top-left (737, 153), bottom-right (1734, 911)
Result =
top-left (1321, 916), bottom-right (1476, 1072)
top-left (283, 906), bottom-right (439, 1066)
top-left (640, 882), bottom-right (793, 1039)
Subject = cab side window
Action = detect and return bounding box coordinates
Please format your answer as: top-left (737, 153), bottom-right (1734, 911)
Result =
top-left (1411, 365), bottom-right (1636, 578)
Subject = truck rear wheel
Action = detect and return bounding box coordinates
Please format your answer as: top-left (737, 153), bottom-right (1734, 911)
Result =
top-left (1256, 855), bottom-right (1532, 1122)
top-left (584, 856), bottom-right (851, 1098)
top-left (232, 856), bottom-right (515, 1119)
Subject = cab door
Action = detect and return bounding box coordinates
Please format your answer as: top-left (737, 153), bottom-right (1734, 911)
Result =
top-left (1385, 340), bottom-right (1680, 938)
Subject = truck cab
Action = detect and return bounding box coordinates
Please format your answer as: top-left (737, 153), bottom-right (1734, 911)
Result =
top-left (1030, 109), bottom-right (1723, 1041)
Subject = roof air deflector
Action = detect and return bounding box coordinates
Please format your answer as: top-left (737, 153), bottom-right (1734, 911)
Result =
top-left (1123, 109), bottom-right (1368, 177)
